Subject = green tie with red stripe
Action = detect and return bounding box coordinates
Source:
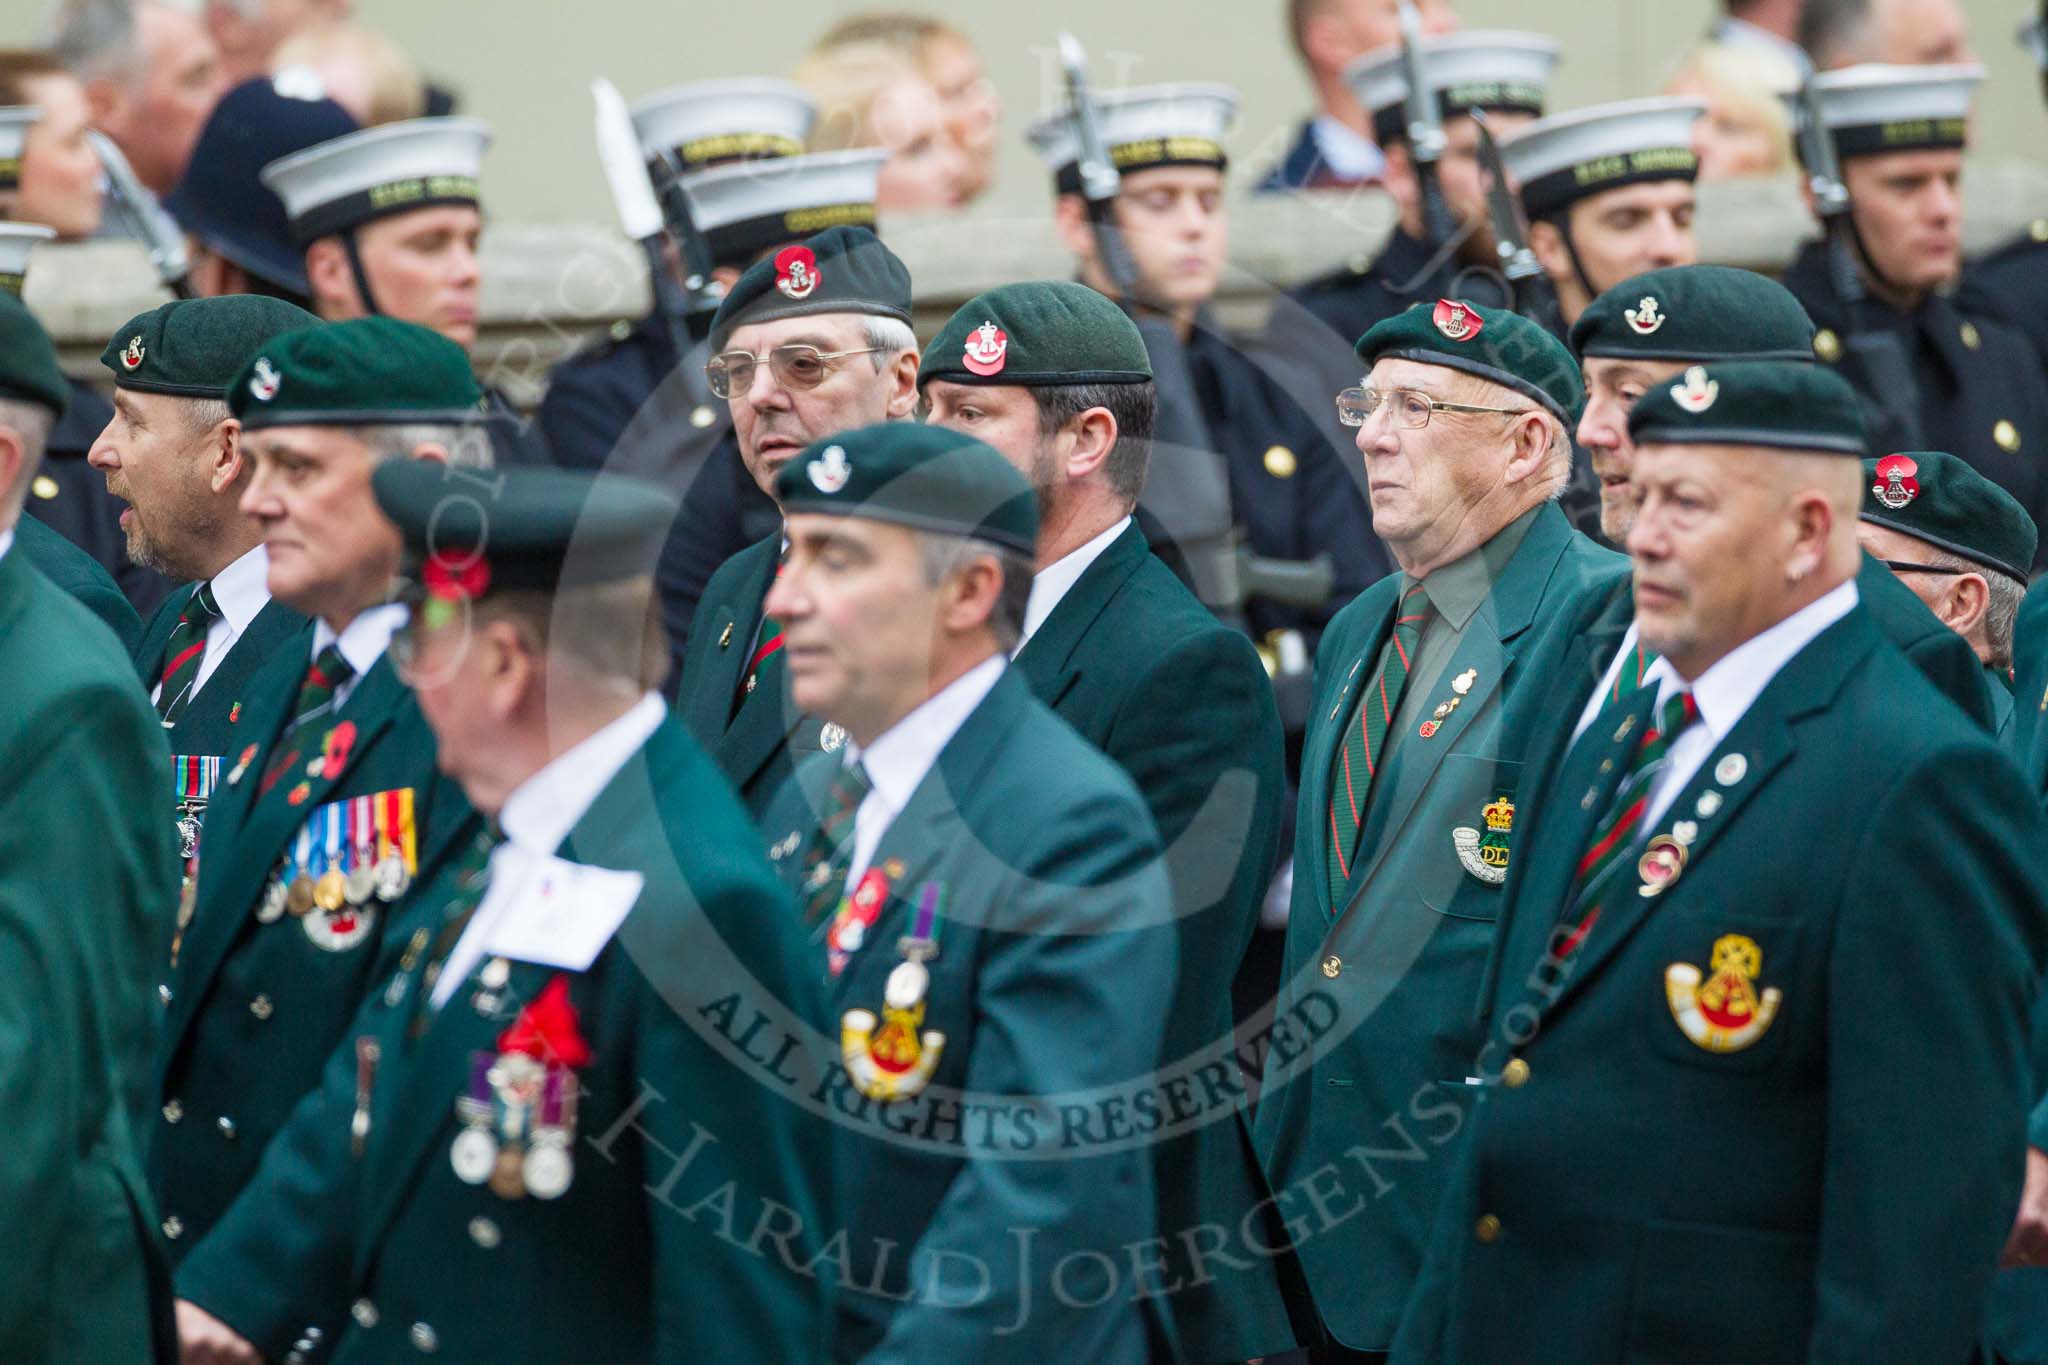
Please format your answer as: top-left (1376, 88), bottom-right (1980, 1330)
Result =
top-left (156, 582), bottom-right (223, 725)
top-left (1558, 686), bottom-right (1699, 956)
top-left (1604, 635), bottom-right (1658, 708)
top-left (258, 644), bottom-right (357, 796)
top-left (1325, 580), bottom-right (1432, 905)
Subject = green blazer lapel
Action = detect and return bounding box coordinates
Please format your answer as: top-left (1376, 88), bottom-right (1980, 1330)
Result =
top-left (1541, 608), bottom-right (1875, 1019)
top-left (195, 600), bottom-right (309, 717)
top-left (133, 581), bottom-right (193, 685)
top-left (1013, 521), bottom-right (1150, 709)
top-left (823, 669), bottom-right (1024, 1007)
top-left (359, 953), bottom-right (557, 1266)
top-left (685, 538), bottom-right (774, 737)
top-left (1580, 580), bottom-right (1635, 688)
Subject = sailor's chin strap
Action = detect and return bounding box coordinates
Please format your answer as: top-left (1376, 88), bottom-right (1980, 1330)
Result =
top-left (1543, 212), bottom-right (1599, 309)
top-left (341, 228), bottom-right (382, 317)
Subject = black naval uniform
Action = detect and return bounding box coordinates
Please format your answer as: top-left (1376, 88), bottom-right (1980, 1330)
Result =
top-left (1287, 229), bottom-right (1464, 354)
top-left (1962, 218), bottom-right (2048, 387)
top-left (1784, 242), bottom-right (2048, 569)
top-left (24, 379), bottom-right (172, 616)
top-left (539, 311), bottom-right (778, 675)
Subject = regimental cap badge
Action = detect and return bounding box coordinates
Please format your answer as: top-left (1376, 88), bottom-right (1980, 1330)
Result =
top-left (1871, 453), bottom-right (1920, 510)
top-left (1669, 365), bottom-right (1718, 413)
top-left (1624, 295), bottom-right (1665, 335)
top-left (1665, 932), bottom-right (1782, 1053)
top-left (774, 244), bottom-right (819, 300)
top-left (1482, 796), bottom-right (1514, 832)
top-left (1432, 298), bottom-right (1483, 342)
top-left (120, 335), bottom-right (146, 370)
top-left (962, 320), bottom-right (1008, 376)
top-left (808, 443), bottom-right (851, 493)
top-left (248, 356), bottom-right (282, 402)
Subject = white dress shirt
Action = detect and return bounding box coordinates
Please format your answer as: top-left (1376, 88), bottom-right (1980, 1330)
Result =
top-left (840, 654), bottom-right (1006, 893)
top-left (431, 691), bottom-right (666, 1008)
top-left (0, 527), bottom-right (14, 563)
top-left (150, 543), bottom-right (272, 704)
top-left (1311, 114), bottom-right (1388, 181)
top-left (1633, 578), bottom-right (1859, 830)
top-left (1017, 516), bottom-right (1129, 651)
top-left (310, 602), bottom-right (408, 711)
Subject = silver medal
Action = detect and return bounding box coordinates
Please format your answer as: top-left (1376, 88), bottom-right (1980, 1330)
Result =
top-left (257, 877), bottom-right (289, 923)
top-left (522, 1140), bottom-right (573, 1200)
top-left (450, 1127), bottom-right (498, 1184)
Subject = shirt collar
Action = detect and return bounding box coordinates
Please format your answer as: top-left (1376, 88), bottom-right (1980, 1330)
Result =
top-left (1018, 516), bottom-right (1130, 651)
top-left (208, 543), bottom-right (272, 635)
top-left (312, 602), bottom-right (409, 678)
top-left (1311, 114), bottom-right (1387, 180)
top-left (1642, 577), bottom-right (1860, 741)
top-left (845, 654), bottom-right (1007, 814)
top-left (1413, 504), bottom-right (1542, 630)
top-left (0, 528), bottom-right (13, 565)
top-left (498, 692), bottom-right (667, 853)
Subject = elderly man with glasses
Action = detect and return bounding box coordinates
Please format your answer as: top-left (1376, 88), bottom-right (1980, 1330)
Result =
top-left (670, 225), bottom-right (920, 817)
top-left (1252, 297), bottom-right (1623, 1364)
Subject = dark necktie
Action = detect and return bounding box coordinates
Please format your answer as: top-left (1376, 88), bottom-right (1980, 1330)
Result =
top-left (1325, 580), bottom-right (1433, 905)
top-left (259, 644), bottom-right (357, 796)
top-left (156, 581), bottom-right (224, 725)
top-left (1558, 686), bottom-right (1700, 956)
top-left (798, 760), bottom-right (874, 924)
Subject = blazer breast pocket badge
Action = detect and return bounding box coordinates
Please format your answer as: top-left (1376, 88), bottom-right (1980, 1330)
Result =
top-left (1665, 933), bottom-right (1783, 1053)
top-left (1451, 793), bottom-right (1515, 885)
top-left (842, 880), bottom-right (946, 1101)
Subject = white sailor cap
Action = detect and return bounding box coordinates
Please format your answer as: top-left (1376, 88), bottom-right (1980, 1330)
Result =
top-left (1024, 83), bottom-right (1238, 193)
top-left (2020, 16), bottom-right (2047, 71)
top-left (0, 106), bottom-right (39, 193)
top-left (0, 222), bottom-right (54, 295)
top-left (1345, 32), bottom-right (1560, 146)
top-left (682, 148), bottom-right (885, 269)
top-left (1794, 63), bottom-right (1982, 161)
top-left (261, 116), bottom-right (491, 245)
top-left (630, 79), bottom-right (815, 172)
top-left (1500, 97), bottom-right (1705, 220)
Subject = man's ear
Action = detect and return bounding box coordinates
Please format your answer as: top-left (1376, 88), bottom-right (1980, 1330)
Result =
top-left (1785, 489), bottom-right (1837, 583)
top-left (940, 553), bottom-right (1005, 635)
top-left (1064, 407), bottom-right (1118, 482)
top-left (0, 425), bottom-right (26, 517)
top-left (82, 75), bottom-right (122, 129)
top-left (1529, 218), bottom-right (1570, 283)
top-left (1939, 570), bottom-right (1991, 637)
top-left (410, 443), bottom-right (451, 465)
top-left (1500, 412), bottom-right (1554, 487)
top-left (209, 417), bottom-right (246, 494)
top-left (885, 348), bottom-right (921, 420)
top-left (1052, 193), bottom-right (1096, 262)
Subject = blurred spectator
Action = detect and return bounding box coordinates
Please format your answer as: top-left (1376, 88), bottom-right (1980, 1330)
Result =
top-left (793, 40), bottom-right (970, 213)
top-left (203, 0), bottom-right (350, 84)
top-left (1258, 0), bottom-right (1456, 192)
top-left (50, 0), bottom-right (226, 195)
top-left (1710, 0), bottom-right (1811, 78)
top-left (815, 12), bottom-right (999, 205)
top-left (270, 22), bottom-right (423, 125)
top-left (0, 51), bottom-right (105, 239)
top-left (164, 75), bottom-right (356, 301)
top-left (1667, 40), bottom-right (1797, 178)
top-left (1801, 0), bottom-right (1972, 68)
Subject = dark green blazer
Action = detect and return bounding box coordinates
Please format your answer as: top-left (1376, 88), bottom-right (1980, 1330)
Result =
top-left (0, 547), bottom-right (172, 1363)
top-left (177, 715), bottom-right (837, 1363)
top-left (763, 666), bottom-right (1179, 1363)
top-left (151, 632), bottom-right (478, 1275)
top-left (133, 580), bottom-right (309, 760)
top-left (1392, 604), bottom-right (2048, 1365)
top-left (675, 532), bottom-right (828, 818)
top-left (1854, 550), bottom-right (1998, 732)
top-left (2012, 578), bottom-right (2048, 796)
top-left (1015, 521), bottom-right (1294, 1363)
top-left (15, 510), bottom-right (142, 651)
top-left (1253, 502), bottom-right (1624, 1352)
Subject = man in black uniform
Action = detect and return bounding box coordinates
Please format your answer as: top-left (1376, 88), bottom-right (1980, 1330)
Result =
top-left (1782, 61), bottom-right (2048, 567)
top-left (260, 116), bottom-right (551, 467)
top-left (1962, 13), bottom-right (2048, 402)
top-left (1027, 80), bottom-right (1390, 646)
top-left (1284, 32), bottom-right (1560, 350)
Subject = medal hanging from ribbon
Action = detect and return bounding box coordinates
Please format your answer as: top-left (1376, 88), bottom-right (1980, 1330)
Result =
top-left (841, 880), bottom-right (948, 1101)
top-left (373, 786), bottom-right (417, 902)
top-left (172, 754), bottom-right (222, 862)
top-left (303, 795), bottom-right (376, 952)
top-left (825, 865), bottom-right (892, 976)
top-left (450, 975), bottom-right (591, 1200)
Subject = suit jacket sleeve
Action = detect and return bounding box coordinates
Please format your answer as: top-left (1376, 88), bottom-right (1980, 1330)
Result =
top-left (859, 798), bottom-right (1178, 1364)
top-left (1811, 742), bottom-right (2048, 1363)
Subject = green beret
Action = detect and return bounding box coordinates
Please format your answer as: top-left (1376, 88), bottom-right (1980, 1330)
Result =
top-left (373, 460), bottom-right (677, 598)
top-left (0, 292), bottom-right (67, 417)
top-left (1571, 265), bottom-right (1816, 364)
top-left (1357, 298), bottom-right (1584, 425)
top-left (773, 422), bottom-right (1037, 555)
top-left (229, 317), bottom-right (483, 429)
top-left (100, 296), bottom-right (321, 399)
top-left (918, 281), bottom-right (1152, 389)
top-left (1628, 359), bottom-right (1865, 455)
top-left (1862, 450), bottom-right (2036, 582)
top-left (708, 225), bottom-right (912, 351)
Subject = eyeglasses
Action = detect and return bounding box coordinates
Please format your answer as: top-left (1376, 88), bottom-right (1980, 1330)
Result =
top-left (705, 345), bottom-right (887, 399)
top-left (1879, 559), bottom-right (1967, 577)
top-left (1336, 385), bottom-right (1536, 429)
